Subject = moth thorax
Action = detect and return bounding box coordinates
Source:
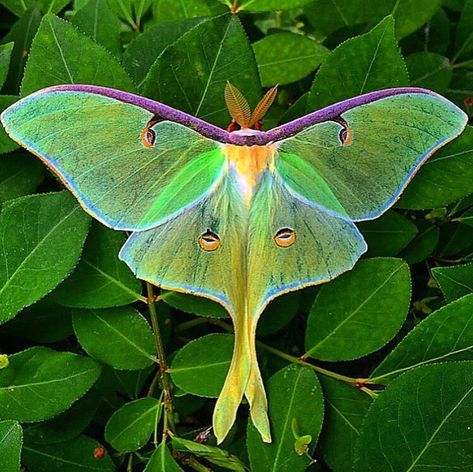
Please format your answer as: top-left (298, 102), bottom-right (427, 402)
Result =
top-left (224, 143), bottom-right (276, 201)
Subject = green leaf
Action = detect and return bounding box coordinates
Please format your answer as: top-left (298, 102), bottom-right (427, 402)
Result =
top-left (169, 334), bottom-right (233, 397)
top-left (172, 437), bottom-right (246, 472)
top-left (1, 299), bottom-right (73, 343)
top-left (0, 96), bottom-right (19, 153)
top-left (0, 192), bottom-right (90, 324)
top-left (304, 0), bottom-right (441, 39)
top-left (71, 0), bottom-right (122, 56)
top-left (371, 294), bottom-right (473, 383)
top-left (23, 391), bottom-right (99, 444)
top-left (145, 442), bottom-right (184, 472)
top-left (21, 14), bottom-right (135, 96)
top-left (453, 0), bottom-right (473, 62)
top-left (456, 207), bottom-right (473, 227)
top-left (141, 14), bottom-right (261, 128)
top-left (318, 377), bottom-right (371, 472)
top-left (399, 126), bottom-right (473, 209)
top-left (237, 0), bottom-right (313, 11)
top-left (0, 8), bottom-right (42, 94)
top-left (398, 222), bottom-right (439, 264)
top-left (0, 153), bottom-right (43, 204)
top-left (0, 346), bottom-right (101, 421)
top-left (153, 0), bottom-right (211, 21)
top-left (432, 263), bottom-right (473, 302)
top-left (358, 211), bottom-right (418, 257)
top-left (253, 32), bottom-right (329, 86)
top-left (162, 291), bottom-right (228, 319)
top-left (107, 0), bottom-right (151, 28)
top-left (0, 420), bottom-right (22, 472)
top-left (0, 42), bottom-right (13, 89)
top-left (308, 16), bottom-right (409, 111)
top-left (406, 52), bottom-right (452, 93)
top-left (247, 365), bottom-right (324, 472)
top-left (123, 18), bottom-right (203, 86)
top-left (52, 223), bottom-right (143, 309)
top-left (257, 292), bottom-right (300, 337)
top-left (23, 435), bottom-right (114, 472)
top-left (354, 362), bottom-right (473, 471)
top-left (72, 307), bottom-right (156, 370)
top-left (304, 258), bottom-right (411, 361)
top-left (105, 397), bottom-right (161, 452)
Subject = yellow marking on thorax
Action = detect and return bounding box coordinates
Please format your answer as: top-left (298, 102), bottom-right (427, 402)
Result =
top-left (224, 144), bottom-right (276, 203)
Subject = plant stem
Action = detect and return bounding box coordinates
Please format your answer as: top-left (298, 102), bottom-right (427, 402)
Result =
top-left (146, 282), bottom-right (176, 437)
top-left (175, 317), bottom-right (209, 333)
top-left (127, 453), bottom-right (133, 472)
top-left (182, 456), bottom-right (213, 472)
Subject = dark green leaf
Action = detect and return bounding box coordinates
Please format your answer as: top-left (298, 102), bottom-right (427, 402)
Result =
top-left (371, 294), bottom-right (473, 383)
top-left (406, 52), bottom-right (452, 93)
top-left (257, 292), bottom-right (300, 337)
top-left (304, 258), bottom-right (411, 361)
top-left (123, 18), bottom-right (203, 86)
top-left (0, 95), bottom-right (19, 153)
top-left (398, 222), bottom-right (439, 264)
top-left (21, 14), bottom-right (135, 96)
top-left (153, 0), bottom-right (211, 20)
top-left (358, 211), bottom-right (418, 257)
top-left (399, 126), bottom-right (473, 209)
top-left (0, 420), bottom-right (22, 472)
top-left (0, 192), bottom-right (90, 324)
top-left (247, 365), bottom-right (324, 472)
top-left (71, 0), bottom-right (122, 56)
top-left (453, 0), bottom-right (473, 62)
top-left (318, 377), bottom-right (371, 472)
top-left (52, 223), bottom-right (143, 308)
top-left (105, 397), bottom-right (161, 452)
top-left (253, 32), bottom-right (329, 86)
top-left (145, 442), bottom-right (184, 472)
top-left (0, 8), bottom-right (42, 94)
top-left (0, 153), bottom-right (43, 204)
top-left (73, 307), bottom-right (156, 370)
top-left (0, 347), bottom-right (101, 421)
top-left (172, 437), bottom-right (246, 471)
top-left (308, 16), bottom-right (409, 111)
top-left (140, 14), bottom-right (261, 128)
top-left (0, 42), bottom-right (13, 89)
top-left (169, 334), bottom-right (233, 397)
top-left (355, 362), bottom-right (473, 471)
top-left (107, 0), bottom-right (151, 28)
top-left (432, 263), bottom-right (473, 302)
top-left (237, 0), bottom-right (313, 12)
top-left (23, 435), bottom-right (114, 472)
top-left (161, 291), bottom-right (228, 318)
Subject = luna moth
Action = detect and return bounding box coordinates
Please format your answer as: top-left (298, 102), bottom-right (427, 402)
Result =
top-left (0, 83), bottom-right (467, 444)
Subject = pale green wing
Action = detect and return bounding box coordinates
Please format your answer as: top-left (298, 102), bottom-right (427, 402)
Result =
top-left (1, 90), bottom-right (225, 231)
top-left (277, 92), bottom-right (467, 221)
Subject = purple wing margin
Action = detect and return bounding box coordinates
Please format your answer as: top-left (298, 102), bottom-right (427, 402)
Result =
top-left (42, 85), bottom-right (440, 146)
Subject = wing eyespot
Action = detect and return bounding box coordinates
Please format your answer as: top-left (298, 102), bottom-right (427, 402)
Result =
top-left (141, 127), bottom-right (156, 148)
top-left (274, 228), bottom-right (296, 248)
top-left (199, 230), bottom-right (221, 252)
top-left (336, 118), bottom-right (353, 145)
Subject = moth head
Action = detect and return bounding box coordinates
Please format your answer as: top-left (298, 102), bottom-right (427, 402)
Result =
top-left (225, 82), bottom-right (278, 131)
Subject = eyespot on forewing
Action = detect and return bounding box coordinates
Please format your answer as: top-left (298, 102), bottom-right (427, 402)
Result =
top-left (199, 230), bottom-right (221, 251)
top-left (274, 228), bottom-right (296, 247)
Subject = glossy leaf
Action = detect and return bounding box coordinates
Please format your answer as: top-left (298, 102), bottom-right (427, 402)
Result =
top-left (140, 14), bottom-right (261, 128)
top-left (308, 16), bottom-right (409, 111)
top-left (72, 307), bottom-right (156, 370)
top-left (169, 334), bottom-right (233, 397)
top-left (21, 14), bottom-right (134, 96)
top-left (0, 95), bottom-right (19, 153)
top-left (153, 0), bottom-right (211, 20)
top-left (253, 32), bottom-right (329, 86)
top-left (145, 442), bottom-right (184, 472)
top-left (398, 222), bottom-right (439, 264)
top-left (247, 365), bottom-right (324, 472)
top-left (432, 263), bottom-right (473, 302)
top-left (0, 347), bottom-right (101, 421)
top-left (358, 211), bottom-right (418, 257)
top-left (0, 420), bottom-right (22, 472)
top-left (355, 362), bottom-right (473, 471)
top-left (406, 52), bottom-right (452, 93)
top-left (237, 0), bottom-right (313, 11)
top-left (0, 42), bottom-right (13, 89)
top-left (162, 291), bottom-right (228, 318)
top-left (71, 0), bottom-right (122, 56)
top-left (105, 397), bottom-right (161, 452)
top-left (0, 192), bottom-right (90, 324)
top-left (371, 294), bottom-right (473, 383)
top-left (454, 0), bottom-right (473, 62)
top-left (52, 223), bottom-right (143, 309)
top-left (305, 258), bottom-right (411, 361)
top-left (0, 153), bottom-right (43, 204)
top-left (318, 377), bottom-right (371, 472)
top-left (399, 126), bottom-right (473, 209)
top-left (23, 435), bottom-right (114, 472)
